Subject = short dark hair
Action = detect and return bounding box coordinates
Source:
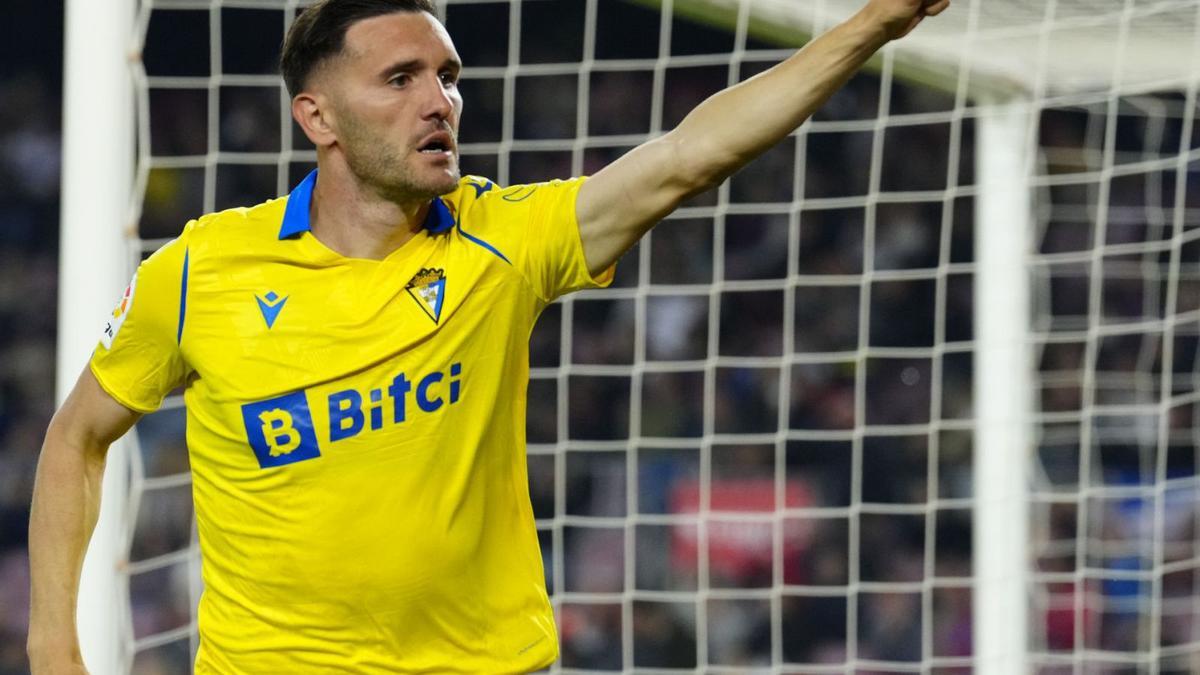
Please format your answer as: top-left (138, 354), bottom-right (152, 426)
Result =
top-left (280, 0), bottom-right (437, 97)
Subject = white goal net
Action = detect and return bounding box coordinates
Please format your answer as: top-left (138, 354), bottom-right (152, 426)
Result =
top-left (61, 0), bottom-right (1200, 673)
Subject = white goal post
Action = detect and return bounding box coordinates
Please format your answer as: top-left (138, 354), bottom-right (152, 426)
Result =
top-left (60, 0), bottom-right (137, 673)
top-left (60, 1), bottom-right (1200, 674)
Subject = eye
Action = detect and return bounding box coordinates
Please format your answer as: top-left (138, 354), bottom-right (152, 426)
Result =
top-left (389, 73), bottom-right (411, 88)
top-left (439, 71), bottom-right (458, 86)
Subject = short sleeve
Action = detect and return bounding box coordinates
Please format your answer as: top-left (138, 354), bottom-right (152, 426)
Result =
top-left (459, 177), bottom-right (614, 302)
top-left (89, 224), bottom-right (193, 413)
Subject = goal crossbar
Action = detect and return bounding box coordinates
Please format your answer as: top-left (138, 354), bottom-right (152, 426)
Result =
top-left (653, 0), bottom-right (1200, 98)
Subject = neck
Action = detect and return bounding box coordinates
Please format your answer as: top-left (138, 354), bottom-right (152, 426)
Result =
top-left (308, 162), bottom-right (431, 261)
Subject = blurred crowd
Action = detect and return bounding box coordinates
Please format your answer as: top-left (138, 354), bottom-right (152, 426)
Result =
top-left (3, 1), bottom-right (1199, 674)
top-left (0, 3), bottom-right (65, 673)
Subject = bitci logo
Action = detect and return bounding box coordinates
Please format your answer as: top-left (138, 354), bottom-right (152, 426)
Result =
top-left (241, 391), bottom-right (320, 468)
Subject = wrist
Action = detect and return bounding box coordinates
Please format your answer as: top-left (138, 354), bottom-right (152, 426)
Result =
top-left (847, 5), bottom-right (896, 49)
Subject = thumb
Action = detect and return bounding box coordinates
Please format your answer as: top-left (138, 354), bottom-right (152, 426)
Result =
top-left (922, 0), bottom-right (951, 17)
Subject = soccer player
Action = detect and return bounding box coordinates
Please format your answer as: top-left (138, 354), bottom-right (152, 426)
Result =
top-left (28, 0), bottom-right (949, 672)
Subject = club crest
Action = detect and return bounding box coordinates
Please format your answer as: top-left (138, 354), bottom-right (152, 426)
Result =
top-left (405, 268), bottom-right (446, 324)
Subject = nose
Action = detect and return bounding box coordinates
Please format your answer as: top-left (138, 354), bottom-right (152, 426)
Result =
top-left (422, 74), bottom-right (455, 122)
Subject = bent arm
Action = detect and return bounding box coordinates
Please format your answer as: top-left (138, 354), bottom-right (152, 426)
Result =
top-left (27, 367), bottom-right (142, 673)
top-left (576, 0), bottom-right (949, 275)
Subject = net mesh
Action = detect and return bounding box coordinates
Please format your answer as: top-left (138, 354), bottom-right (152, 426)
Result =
top-left (110, 0), bottom-right (1200, 672)
top-left (1029, 90), bottom-right (1200, 672)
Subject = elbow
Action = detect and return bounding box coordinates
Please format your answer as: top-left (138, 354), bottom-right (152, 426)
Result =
top-left (42, 407), bottom-right (112, 470)
top-left (683, 164), bottom-right (733, 199)
top-left (662, 133), bottom-right (738, 198)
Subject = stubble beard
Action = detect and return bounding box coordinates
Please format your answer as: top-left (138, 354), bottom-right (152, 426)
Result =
top-left (340, 121), bottom-right (460, 205)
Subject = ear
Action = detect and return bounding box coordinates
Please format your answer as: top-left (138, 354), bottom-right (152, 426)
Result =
top-left (292, 91), bottom-right (336, 148)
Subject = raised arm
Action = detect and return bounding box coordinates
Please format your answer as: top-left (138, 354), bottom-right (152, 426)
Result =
top-left (576, 0), bottom-right (950, 275)
top-left (27, 367), bottom-right (143, 675)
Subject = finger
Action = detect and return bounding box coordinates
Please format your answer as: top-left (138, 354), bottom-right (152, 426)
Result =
top-left (922, 0), bottom-right (951, 16)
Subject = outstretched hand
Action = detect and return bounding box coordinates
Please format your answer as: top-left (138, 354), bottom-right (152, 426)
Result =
top-left (866, 0), bottom-right (951, 40)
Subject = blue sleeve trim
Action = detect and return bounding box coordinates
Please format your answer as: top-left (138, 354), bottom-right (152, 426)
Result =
top-left (177, 247), bottom-right (190, 344)
top-left (458, 225), bottom-right (511, 265)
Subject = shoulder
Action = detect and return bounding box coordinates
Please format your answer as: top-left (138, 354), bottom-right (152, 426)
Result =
top-left (135, 195), bottom-right (289, 293)
top-left (441, 175), bottom-right (586, 223)
top-left (438, 175), bottom-right (499, 218)
top-left (181, 195), bottom-right (289, 251)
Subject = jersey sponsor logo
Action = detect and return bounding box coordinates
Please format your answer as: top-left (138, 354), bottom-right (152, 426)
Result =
top-left (328, 362), bottom-right (462, 442)
top-left (405, 268), bottom-right (446, 324)
top-left (241, 391), bottom-right (321, 468)
top-left (239, 363), bottom-right (463, 467)
top-left (255, 291), bottom-right (288, 329)
top-left (100, 272), bottom-right (137, 350)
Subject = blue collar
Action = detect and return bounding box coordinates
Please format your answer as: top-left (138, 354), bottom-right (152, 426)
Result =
top-left (278, 169), bottom-right (457, 239)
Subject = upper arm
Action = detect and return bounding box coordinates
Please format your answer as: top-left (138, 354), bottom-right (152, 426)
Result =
top-left (49, 366), bottom-right (143, 454)
top-left (463, 178), bottom-right (615, 302)
top-left (50, 224), bottom-right (189, 452)
top-left (576, 132), bottom-right (712, 277)
top-left (90, 226), bottom-right (193, 413)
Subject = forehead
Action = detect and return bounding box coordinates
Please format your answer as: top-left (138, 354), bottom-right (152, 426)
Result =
top-left (340, 11), bottom-right (460, 68)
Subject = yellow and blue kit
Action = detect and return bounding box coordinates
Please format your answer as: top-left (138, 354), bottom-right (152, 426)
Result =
top-left (90, 171), bottom-right (613, 673)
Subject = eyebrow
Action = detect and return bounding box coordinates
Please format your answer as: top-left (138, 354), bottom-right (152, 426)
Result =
top-left (379, 57), bottom-right (462, 80)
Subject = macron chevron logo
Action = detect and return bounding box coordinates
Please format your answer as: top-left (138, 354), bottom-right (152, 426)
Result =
top-left (255, 291), bottom-right (288, 329)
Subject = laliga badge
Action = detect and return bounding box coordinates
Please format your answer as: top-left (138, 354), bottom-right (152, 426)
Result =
top-left (100, 272), bottom-right (137, 349)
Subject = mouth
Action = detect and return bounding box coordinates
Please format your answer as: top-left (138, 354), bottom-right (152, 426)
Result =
top-left (417, 131), bottom-right (456, 157)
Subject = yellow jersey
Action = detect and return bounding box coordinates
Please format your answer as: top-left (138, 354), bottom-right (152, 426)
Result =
top-left (90, 171), bottom-right (612, 673)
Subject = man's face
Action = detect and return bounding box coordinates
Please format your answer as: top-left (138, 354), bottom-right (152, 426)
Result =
top-left (317, 11), bottom-right (464, 203)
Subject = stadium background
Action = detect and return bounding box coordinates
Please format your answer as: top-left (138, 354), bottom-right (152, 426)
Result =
top-left (1, 1), bottom-right (1194, 673)
top-left (1, 2), bottom-right (65, 672)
